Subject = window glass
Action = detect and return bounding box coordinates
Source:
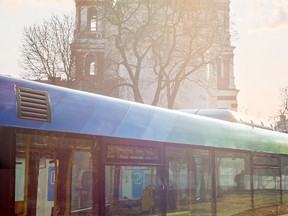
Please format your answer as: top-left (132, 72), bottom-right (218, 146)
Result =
top-left (282, 157), bottom-right (288, 202)
top-left (166, 147), bottom-right (212, 216)
top-left (216, 151), bottom-right (251, 215)
top-left (253, 155), bottom-right (281, 213)
top-left (71, 151), bottom-right (93, 212)
top-left (106, 144), bottom-right (160, 163)
top-left (105, 165), bottom-right (163, 216)
top-left (253, 155), bottom-right (279, 166)
top-left (15, 133), bottom-right (99, 216)
top-left (281, 156), bottom-right (288, 215)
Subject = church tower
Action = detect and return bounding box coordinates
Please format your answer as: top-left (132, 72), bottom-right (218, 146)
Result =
top-left (215, 0), bottom-right (239, 111)
top-left (70, 0), bottom-right (238, 109)
top-left (71, 0), bottom-right (115, 95)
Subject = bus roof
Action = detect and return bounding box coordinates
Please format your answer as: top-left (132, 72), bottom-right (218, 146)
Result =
top-left (180, 109), bottom-right (274, 130)
top-left (1, 75), bottom-right (288, 154)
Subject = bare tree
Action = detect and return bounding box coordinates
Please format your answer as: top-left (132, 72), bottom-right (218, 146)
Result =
top-left (276, 87), bottom-right (288, 132)
top-left (104, 0), bottom-right (225, 108)
top-left (280, 87), bottom-right (288, 114)
top-left (19, 13), bottom-right (75, 87)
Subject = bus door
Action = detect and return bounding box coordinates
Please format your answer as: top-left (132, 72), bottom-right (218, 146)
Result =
top-left (104, 143), bottom-right (164, 216)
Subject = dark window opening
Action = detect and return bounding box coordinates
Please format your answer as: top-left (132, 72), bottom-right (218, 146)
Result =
top-left (90, 16), bottom-right (96, 32)
top-left (87, 7), bottom-right (97, 32)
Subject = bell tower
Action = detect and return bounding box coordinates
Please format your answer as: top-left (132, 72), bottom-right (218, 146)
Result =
top-left (215, 0), bottom-right (239, 111)
top-left (71, 0), bottom-right (113, 94)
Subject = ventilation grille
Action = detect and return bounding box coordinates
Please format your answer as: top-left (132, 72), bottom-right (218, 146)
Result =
top-left (16, 86), bottom-right (51, 122)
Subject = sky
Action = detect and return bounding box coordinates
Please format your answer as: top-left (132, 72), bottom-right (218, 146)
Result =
top-left (0, 0), bottom-right (288, 121)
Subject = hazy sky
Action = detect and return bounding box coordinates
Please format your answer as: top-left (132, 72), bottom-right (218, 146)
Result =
top-left (0, 0), bottom-right (288, 120)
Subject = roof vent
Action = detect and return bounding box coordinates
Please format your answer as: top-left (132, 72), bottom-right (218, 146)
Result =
top-left (15, 86), bottom-right (51, 122)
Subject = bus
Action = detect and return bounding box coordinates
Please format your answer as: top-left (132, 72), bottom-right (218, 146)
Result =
top-left (1, 75), bottom-right (288, 216)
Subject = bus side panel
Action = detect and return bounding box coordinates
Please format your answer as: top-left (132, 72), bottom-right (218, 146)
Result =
top-left (0, 127), bottom-right (15, 216)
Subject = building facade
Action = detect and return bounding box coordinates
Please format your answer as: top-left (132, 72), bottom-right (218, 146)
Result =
top-left (71, 0), bottom-right (238, 110)
top-left (71, 0), bottom-right (118, 96)
top-left (171, 0), bottom-right (238, 110)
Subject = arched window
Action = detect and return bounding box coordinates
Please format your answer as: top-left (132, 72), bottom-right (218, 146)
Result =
top-left (90, 15), bottom-right (97, 32)
top-left (89, 62), bottom-right (96, 75)
top-left (87, 7), bottom-right (97, 32)
top-left (84, 54), bottom-right (97, 76)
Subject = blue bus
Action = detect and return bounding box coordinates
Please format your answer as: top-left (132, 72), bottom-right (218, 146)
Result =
top-left (1, 75), bottom-right (288, 216)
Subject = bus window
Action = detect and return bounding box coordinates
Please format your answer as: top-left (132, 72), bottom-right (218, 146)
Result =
top-left (71, 152), bottom-right (93, 212)
top-left (15, 133), bottom-right (99, 216)
top-left (166, 147), bottom-right (212, 216)
top-left (215, 151), bottom-right (251, 215)
top-left (253, 155), bottom-right (281, 214)
top-left (282, 156), bottom-right (288, 200)
top-left (105, 165), bottom-right (164, 216)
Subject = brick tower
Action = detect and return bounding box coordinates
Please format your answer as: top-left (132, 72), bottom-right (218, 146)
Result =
top-left (215, 0), bottom-right (239, 111)
top-left (71, 0), bottom-right (116, 95)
